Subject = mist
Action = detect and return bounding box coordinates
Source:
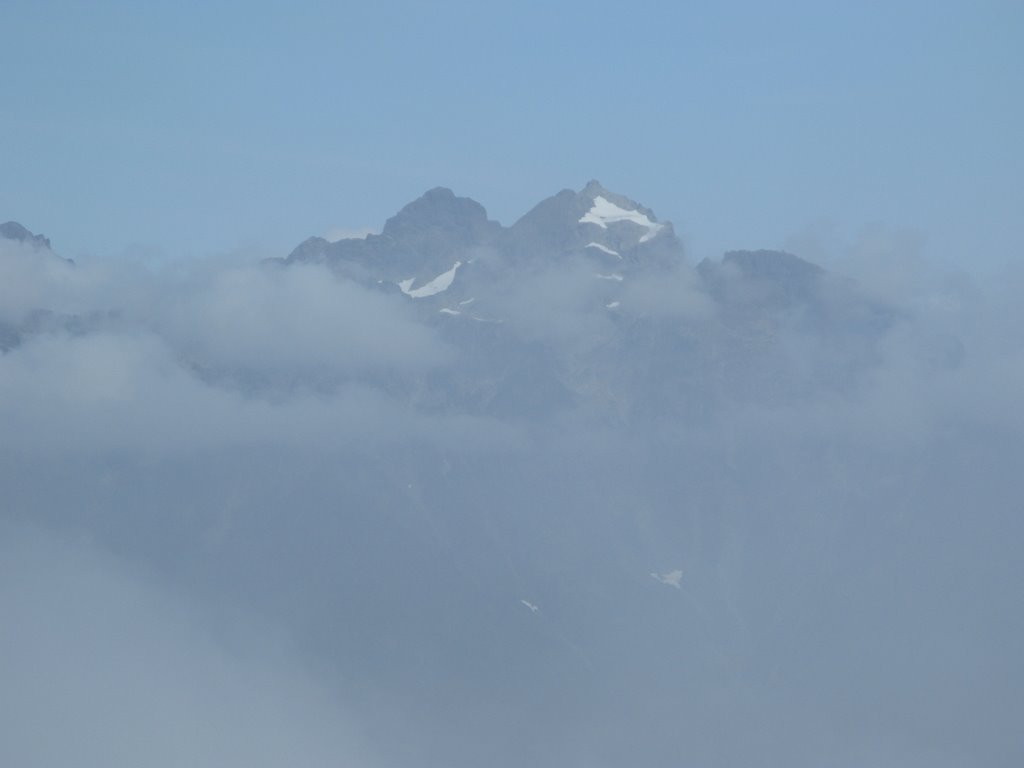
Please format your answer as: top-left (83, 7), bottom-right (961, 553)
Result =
top-left (2, 209), bottom-right (1022, 767)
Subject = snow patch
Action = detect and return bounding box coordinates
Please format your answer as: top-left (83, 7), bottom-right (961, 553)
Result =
top-left (580, 196), bottom-right (664, 242)
top-left (398, 261), bottom-right (462, 298)
top-left (585, 242), bottom-right (621, 258)
top-left (520, 599), bottom-right (539, 613)
top-left (606, 301), bottom-right (621, 309)
top-left (439, 308), bottom-right (461, 316)
top-left (594, 273), bottom-right (624, 282)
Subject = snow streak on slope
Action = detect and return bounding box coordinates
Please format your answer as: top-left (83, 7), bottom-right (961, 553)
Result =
top-left (585, 242), bottom-right (621, 258)
top-left (398, 261), bottom-right (462, 298)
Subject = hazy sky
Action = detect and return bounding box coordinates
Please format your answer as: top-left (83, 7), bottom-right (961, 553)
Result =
top-left (2, 1), bottom-right (1022, 267)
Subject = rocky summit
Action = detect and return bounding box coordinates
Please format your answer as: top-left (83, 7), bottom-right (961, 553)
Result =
top-left (1, 220), bottom-right (53, 252)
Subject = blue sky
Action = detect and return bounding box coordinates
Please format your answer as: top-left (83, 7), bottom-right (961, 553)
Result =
top-left (2, 0), bottom-right (1021, 268)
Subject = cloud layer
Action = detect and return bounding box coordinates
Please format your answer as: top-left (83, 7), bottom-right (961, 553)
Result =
top-left (2, 238), bottom-right (1022, 766)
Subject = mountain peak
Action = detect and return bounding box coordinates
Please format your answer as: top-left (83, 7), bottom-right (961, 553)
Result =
top-left (1, 221), bottom-right (52, 251)
top-left (507, 181), bottom-right (681, 264)
top-left (382, 187), bottom-right (496, 241)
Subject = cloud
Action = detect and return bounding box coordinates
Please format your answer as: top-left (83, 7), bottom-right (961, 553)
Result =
top-left (0, 523), bottom-right (378, 768)
top-left (0, 253), bottom-right (522, 456)
top-left (620, 264), bottom-right (714, 320)
top-left (0, 238), bottom-right (84, 323)
top-left (0, 328), bottom-right (517, 456)
top-left (158, 262), bottom-right (452, 378)
top-left (487, 257), bottom-right (617, 345)
top-left (2, 234), bottom-right (1023, 765)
